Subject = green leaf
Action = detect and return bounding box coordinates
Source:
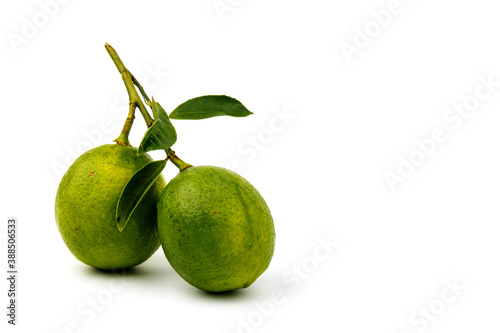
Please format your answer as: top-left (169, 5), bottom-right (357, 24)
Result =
top-left (138, 99), bottom-right (177, 155)
top-left (116, 159), bottom-right (167, 232)
top-left (169, 95), bottom-right (253, 120)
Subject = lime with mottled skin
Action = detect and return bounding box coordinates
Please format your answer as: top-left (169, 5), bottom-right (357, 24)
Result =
top-left (157, 166), bottom-right (275, 292)
top-left (55, 144), bottom-right (166, 270)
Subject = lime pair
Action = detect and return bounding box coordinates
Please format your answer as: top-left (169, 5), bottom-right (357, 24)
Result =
top-left (55, 144), bottom-right (275, 293)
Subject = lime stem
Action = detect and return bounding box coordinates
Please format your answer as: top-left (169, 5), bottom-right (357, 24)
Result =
top-left (105, 43), bottom-right (192, 171)
top-left (114, 102), bottom-right (136, 146)
top-left (132, 75), bottom-right (152, 106)
top-left (105, 43), bottom-right (154, 131)
top-left (166, 148), bottom-right (192, 171)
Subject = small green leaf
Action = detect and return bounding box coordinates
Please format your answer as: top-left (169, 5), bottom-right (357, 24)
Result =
top-left (138, 99), bottom-right (177, 155)
top-left (169, 95), bottom-right (253, 120)
top-left (116, 159), bottom-right (167, 232)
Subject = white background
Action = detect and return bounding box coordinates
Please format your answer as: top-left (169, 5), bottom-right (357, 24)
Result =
top-left (1, 0), bottom-right (500, 332)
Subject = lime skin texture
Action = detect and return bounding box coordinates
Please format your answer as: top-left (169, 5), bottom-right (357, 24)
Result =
top-left (158, 166), bottom-right (275, 293)
top-left (55, 144), bottom-right (166, 270)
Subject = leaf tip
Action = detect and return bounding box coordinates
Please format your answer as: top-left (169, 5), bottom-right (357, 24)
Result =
top-left (116, 217), bottom-right (124, 232)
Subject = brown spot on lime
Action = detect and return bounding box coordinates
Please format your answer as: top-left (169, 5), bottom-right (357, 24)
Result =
top-left (88, 172), bottom-right (94, 177)
top-left (213, 210), bottom-right (218, 215)
top-left (177, 227), bottom-right (181, 231)
top-left (75, 228), bottom-right (79, 231)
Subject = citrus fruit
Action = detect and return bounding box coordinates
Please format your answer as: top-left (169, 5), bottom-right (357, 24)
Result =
top-left (157, 166), bottom-right (275, 292)
top-left (55, 144), bottom-right (166, 270)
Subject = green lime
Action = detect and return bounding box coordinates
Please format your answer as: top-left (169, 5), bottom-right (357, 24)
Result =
top-left (55, 144), bottom-right (166, 270)
top-left (157, 166), bottom-right (275, 292)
